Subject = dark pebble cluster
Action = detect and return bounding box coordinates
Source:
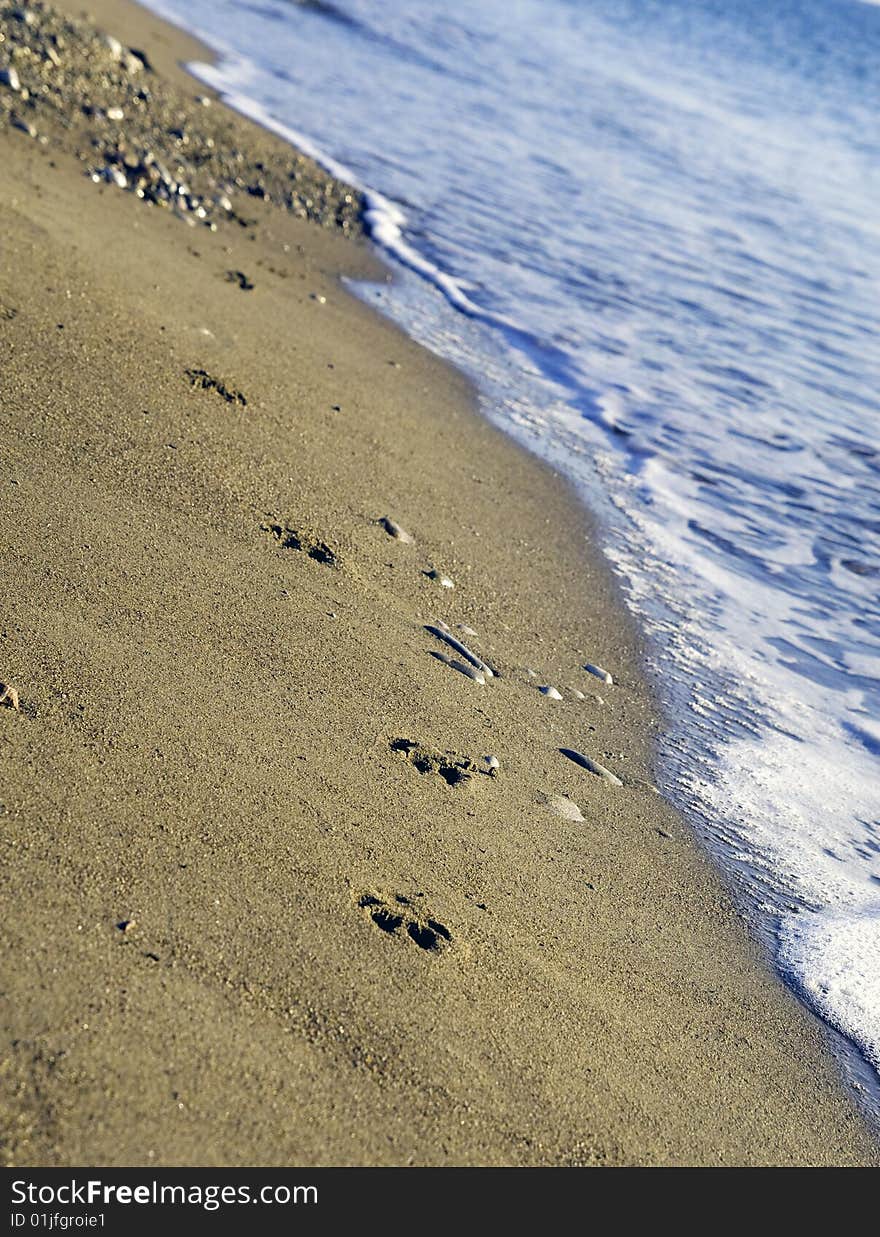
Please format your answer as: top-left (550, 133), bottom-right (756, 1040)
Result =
top-left (0, 0), bottom-right (364, 234)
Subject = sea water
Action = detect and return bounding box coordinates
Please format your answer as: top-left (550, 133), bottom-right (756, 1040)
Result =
top-left (142, 0), bottom-right (880, 1105)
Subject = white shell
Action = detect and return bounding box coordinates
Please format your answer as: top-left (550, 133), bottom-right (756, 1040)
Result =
top-left (539, 685), bottom-right (563, 700)
top-left (484, 755), bottom-right (500, 771)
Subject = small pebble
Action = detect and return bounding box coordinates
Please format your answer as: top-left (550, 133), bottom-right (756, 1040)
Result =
top-left (541, 794), bottom-right (585, 822)
top-left (426, 625), bottom-right (493, 678)
top-left (539, 685), bottom-right (563, 700)
top-left (0, 66), bottom-right (22, 92)
top-left (102, 33), bottom-right (124, 60)
top-left (449, 658), bottom-right (485, 685)
top-left (430, 650), bottom-right (485, 685)
top-left (571, 689), bottom-right (585, 700)
top-left (484, 754), bottom-right (500, 772)
top-left (584, 662), bottom-right (613, 685)
top-left (0, 683), bottom-right (20, 711)
top-left (379, 516), bottom-right (413, 543)
top-left (559, 747), bottom-right (622, 786)
top-left (426, 569), bottom-right (454, 589)
top-left (107, 106), bottom-right (124, 121)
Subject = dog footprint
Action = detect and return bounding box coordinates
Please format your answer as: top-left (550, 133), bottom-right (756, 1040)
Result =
top-left (185, 367), bottom-right (247, 406)
top-left (390, 737), bottom-right (485, 787)
top-left (358, 892), bottom-right (453, 955)
top-left (262, 520), bottom-right (340, 567)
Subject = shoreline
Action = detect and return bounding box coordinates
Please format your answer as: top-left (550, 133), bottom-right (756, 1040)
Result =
top-left (0, 0), bottom-right (877, 1165)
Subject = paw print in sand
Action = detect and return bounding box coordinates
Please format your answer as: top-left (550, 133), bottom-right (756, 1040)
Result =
top-left (357, 891), bottom-right (453, 955)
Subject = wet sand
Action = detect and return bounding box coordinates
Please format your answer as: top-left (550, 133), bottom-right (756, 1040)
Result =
top-left (0, 0), bottom-right (877, 1166)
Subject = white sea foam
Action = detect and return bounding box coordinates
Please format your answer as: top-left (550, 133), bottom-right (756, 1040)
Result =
top-left (780, 912), bottom-right (880, 1076)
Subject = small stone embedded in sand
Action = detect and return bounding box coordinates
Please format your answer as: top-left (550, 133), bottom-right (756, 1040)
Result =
top-left (484, 754), bottom-right (500, 775)
top-left (128, 47), bottom-right (152, 72)
top-left (116, 919), bottom-right (136, 933)
top-left (425, 569), bottom-right (454, 589)
top-left (0, 683), bottom-right (21, 711)
top-left (559, 747), bottom-right (622, 787)
top-left (572, 689), bottom-right (585, 700)
top-left (432, 653), bottom-right (485, 685)
top-left (539, 685), bottom-right (563, 700)
top-left (452, 659), bottom-right (485, 684)
top-left (426, 625), bottom-right (493, 678)
top-left (97, 164), bottom-right (127, 189)
top-left (378, 516), bottom-right (413, 543)
top-left (458, 624), bottom-right (478, 637)
top-left (0, 66), bottom-right (22, 92)
top-left (101, 33), bottom-right (124, 60)
top-left (584, 662), bottom-right (613, 685)
top-left (106, 106), bottom-right (124, 121)
top-left (540, 793), bottom-right (585, 822)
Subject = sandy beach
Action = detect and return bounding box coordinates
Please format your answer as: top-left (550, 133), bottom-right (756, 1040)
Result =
top-left (0, 0), bottom-right (877, 1167)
